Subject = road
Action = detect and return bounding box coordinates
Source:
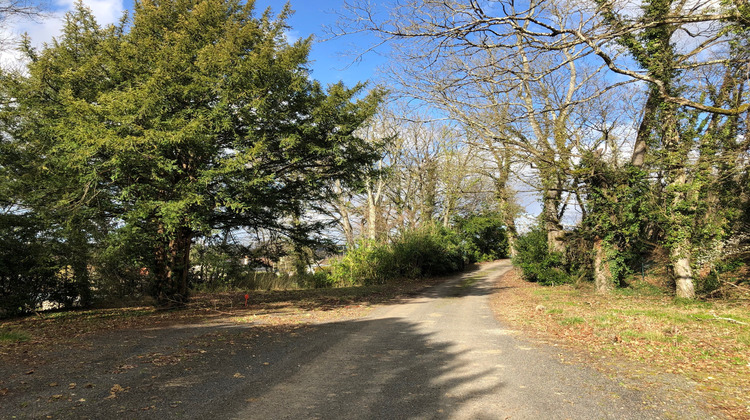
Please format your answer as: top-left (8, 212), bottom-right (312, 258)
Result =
top-left (1, 260), bottom-right (714, 419)
top-left (224, 260), bottom-right (711, 419)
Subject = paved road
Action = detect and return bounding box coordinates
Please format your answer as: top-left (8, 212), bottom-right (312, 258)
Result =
top-left (1, 260), bottom-right (714, 419)
top-left (223, 260), bottom-right (711, 419)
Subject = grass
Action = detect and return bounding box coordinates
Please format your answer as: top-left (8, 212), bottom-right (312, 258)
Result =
top-left (491, 269), bottom-right (750, 419)
top-left (0, 330), bottom-right (30, 343)
top-left (559, 316), bottom-right (585, 326)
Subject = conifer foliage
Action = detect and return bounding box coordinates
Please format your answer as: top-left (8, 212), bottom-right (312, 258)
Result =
top-left (1, 0), bottom-right (381, 308)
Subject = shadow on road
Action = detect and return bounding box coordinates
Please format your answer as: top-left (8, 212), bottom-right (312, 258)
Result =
top-left (224, 317), bottom-right (507, 419)
top-left (0, 316), bottom-right (504, 419)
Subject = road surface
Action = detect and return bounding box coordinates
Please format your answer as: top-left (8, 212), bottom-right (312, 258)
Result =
top-left (0, 260), bottom-right (714, 419)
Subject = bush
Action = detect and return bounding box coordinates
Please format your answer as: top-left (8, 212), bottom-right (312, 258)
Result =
top-left (91, 227), bottom-right (152, 302)
top-left (329, 240), bottom-right (397, 286)
top-left (392, 225), bottom-right (465, 277)
top-left (0, 214), bottom-right (61, 317)
top-left (329, 224), bottom-right (466, 286)
top-left (455, 212), bottom-right (509, 263)
top-left (512, 227), bottom-right (570, 285)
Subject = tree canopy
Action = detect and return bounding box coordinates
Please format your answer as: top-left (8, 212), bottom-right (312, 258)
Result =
top-left (0, 0), bottom-right (382, 308)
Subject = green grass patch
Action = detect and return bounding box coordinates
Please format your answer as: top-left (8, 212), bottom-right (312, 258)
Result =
top-left (559, 316), bottom-right (585, 326)
top-left (615, 280), bottom-right (666, 297)
top-left (673, 298), bottom-right (714, 309)
top-left (0, 330), bottom-right (30, 343)
top-left (594, 313), bottom-right (621, 327)
top-left (461, 275), bottom-right (482, 288)
top-left (619, 329), bottom-right (683, 343)
top-left (730, 357), bottom-right (747, 366)
top-left (547, 308), bottom-right (563, 314)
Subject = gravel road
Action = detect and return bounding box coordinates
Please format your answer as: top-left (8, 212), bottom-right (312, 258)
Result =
top-left (1, 260), bottom-right (715, 419)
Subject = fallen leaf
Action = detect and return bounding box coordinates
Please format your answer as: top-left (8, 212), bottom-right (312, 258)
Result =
top-left (51, 394), bottom-right (64, 400)
top-left (0, 388), bottom-right (8, 396)
top-left (48, 382), bottom-right (58, 387)
top-left (25, 370), bottom-right (34, 375)
top-left (233, 373), bottom-right (245, 378)
top-left (68, 383), bottom-right (76, 389)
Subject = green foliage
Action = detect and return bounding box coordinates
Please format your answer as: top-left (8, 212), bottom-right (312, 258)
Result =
top-left (391, 225), bottom-right (465, 277)
top-left (576, 154), bottom-right (658, 286)
top-left (0, 214), bottom-right (62, 317)
top-left (455, 212), bottom-right (509, 263)
top-left (329, 240), bottom-right (398, 286)
top-left (559, 317), bottom-right (585, 326)
top-left (88, 226), bottom-right (152, 302)
top-left (1, 0), bottom-right (381, 307)
top-left (512, 226), bottom-right (570, 286)
top-left (329, 225), bottom-right (466, 286)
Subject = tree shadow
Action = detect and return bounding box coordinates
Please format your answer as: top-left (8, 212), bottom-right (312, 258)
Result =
top-left (0, 261), bottom-right (515, 419)
top-left (215, 317), bottom-right (507, 419)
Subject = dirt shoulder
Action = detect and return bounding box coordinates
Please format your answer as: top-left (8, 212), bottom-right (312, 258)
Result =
top-left (488, 267), bottom-right (750, 420)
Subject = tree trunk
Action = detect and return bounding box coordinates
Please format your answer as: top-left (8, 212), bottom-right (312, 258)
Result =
top-left (365, 175), bottom-right (383, 241)
top-left (153, 224), bottom-right (192, 307)
top-left (594, 237), bottom-right (615, 294)
top-left (668, 170), bottom-right (696, 299)
top-left (442, 195), bottom-right (452, 228)
top-left (663, 100), bottom-right (696, 299)
top-left (338, 200), bottom-right (355, 248)
top-left (630, 91), bottom-right (658, 168)
top-left (543, 190), bottom-right (566, 254)
top-left (672, 242), bottom-right (695, 298)
top-left (367, 182), bottom-right (377, 241)
top-left (333, 180), bottom-right (356, 248)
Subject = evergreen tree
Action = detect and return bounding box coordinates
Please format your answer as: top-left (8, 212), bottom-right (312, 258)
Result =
top-left (1, 0), bottom-right (381, 307)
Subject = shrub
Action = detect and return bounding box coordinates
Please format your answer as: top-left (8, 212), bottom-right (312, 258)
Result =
top-left (0, 214), bottom-right (62, 317)
top-left (455, 212), bottom-right (509, 263)
top-left (512, 226), bottom-right (570, 285)
top-left (329, 240), bottom-right (397, 286)
top-left (329, 224), bottom-right (467, 286)
top-left (392, 225), bottom-right (465, 277)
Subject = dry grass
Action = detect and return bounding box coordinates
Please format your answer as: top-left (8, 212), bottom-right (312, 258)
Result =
top-left (490, 268), bottom-right (750, 419)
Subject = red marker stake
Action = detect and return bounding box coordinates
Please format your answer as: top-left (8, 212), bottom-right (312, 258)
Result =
top-left (244, 293), bottom-right (249, 307)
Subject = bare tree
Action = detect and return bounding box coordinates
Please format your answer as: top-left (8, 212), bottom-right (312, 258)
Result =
top-left (335, 0), bottom-right (750, 298)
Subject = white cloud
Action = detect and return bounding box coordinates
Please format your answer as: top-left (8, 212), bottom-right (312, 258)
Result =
top-left (54, 0), bottom-right (125, 27)
top-left (283, 29), bottom-right (300, 44)
top-left (1, 0), bottom-right (125, 70)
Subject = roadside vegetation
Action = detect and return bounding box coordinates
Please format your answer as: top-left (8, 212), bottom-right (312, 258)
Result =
top-left (492, 268), bottom-right (750, 419)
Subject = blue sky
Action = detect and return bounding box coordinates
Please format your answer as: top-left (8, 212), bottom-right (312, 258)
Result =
top-left (252, 0), bottom-right (387, 88)
top-left (2, 0), bottom-right (384, 88)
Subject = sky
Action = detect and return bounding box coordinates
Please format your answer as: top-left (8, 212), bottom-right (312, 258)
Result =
top-left (1, 0), bottom-right (385, 88)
